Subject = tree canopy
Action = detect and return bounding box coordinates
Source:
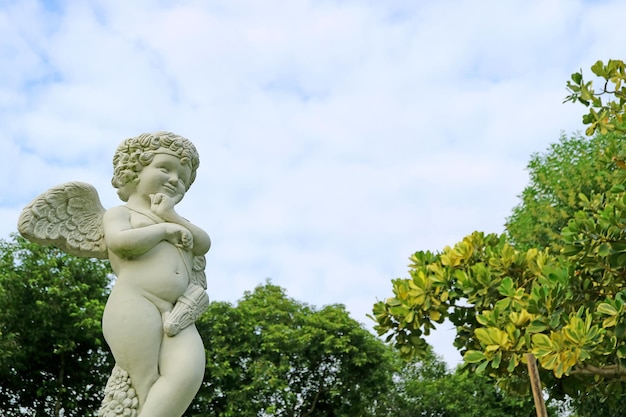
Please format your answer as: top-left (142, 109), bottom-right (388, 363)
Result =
top-left (565, 59), bottom-right (626, 136)
top-left (190, 282), bottom-right (395, 417)
top-left (387, 348), bottom-right (545, 417)
top-left (506, 132), bottom-right (625, 252)
top-left (0, 235), bottom-right (113, 417)
top-left (373, 61), bottom-right (626, 412)
top-left (0, 233), bottom-right (532, 417)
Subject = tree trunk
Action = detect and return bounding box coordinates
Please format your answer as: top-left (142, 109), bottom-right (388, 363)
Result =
top-left (526, 353), bottom-right (548, 417)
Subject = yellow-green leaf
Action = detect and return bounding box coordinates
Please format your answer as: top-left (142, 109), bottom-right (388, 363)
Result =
top-left (464, 350), bottom-right (486, 363)
top-left (597, 302), bottom-right (618, 316)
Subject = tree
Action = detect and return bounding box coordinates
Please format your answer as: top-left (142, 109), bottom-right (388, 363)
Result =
top-left (565, 59), bottom-right (626, 136)
top-left (506, 132), bottom-right (625, 252)
top-left (0, 235), bottom-right (113, 417)
top-left (189, 282), bottom-right (396, 417)
top-left (388, 348), bottom-right (545, 417)
top-left (505, 131), bottom-right (626, 417)
top-left (371, 131), bottom-right (626, 411)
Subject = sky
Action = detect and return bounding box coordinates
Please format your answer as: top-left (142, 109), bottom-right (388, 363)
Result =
top-left (1, 0), bottom-right (623, 366)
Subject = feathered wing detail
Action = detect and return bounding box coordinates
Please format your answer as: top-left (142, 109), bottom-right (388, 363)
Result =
top-left (18, 181), bottom-right (108, 259)
top-left (190, 255), bottom-right (207, 289)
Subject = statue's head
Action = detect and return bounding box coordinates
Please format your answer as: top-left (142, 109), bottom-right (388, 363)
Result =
top-left (112, 131), bottom-right (200, 202)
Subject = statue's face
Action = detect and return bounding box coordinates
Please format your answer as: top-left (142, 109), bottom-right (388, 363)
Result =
top-left (135, 153), bottom-right (192, 201)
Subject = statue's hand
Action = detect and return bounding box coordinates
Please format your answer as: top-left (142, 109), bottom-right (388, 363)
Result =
top-left (164, 223), bottom-right (193, 250)
top-left (150, 192), bottom-right (182, 220)
top-left (150, 192), bottom-right (180, 217)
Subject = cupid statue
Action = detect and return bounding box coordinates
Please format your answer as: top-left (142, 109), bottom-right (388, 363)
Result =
top-left (18, 132), bottom-right (211, 417)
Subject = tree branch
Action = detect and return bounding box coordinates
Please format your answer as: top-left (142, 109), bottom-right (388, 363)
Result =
top-left (570, 364), bottom-right (626, 378)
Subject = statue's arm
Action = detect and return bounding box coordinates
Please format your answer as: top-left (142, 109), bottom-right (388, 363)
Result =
top-left (103, 206), bottom-right (192, 258)
top-left (149, 194), bottom-right (211, 256)
top-left (164, 214), bottom-right (210, 256)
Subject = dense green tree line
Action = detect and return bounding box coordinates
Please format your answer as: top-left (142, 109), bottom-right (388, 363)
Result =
top-left (387, 348), bottom-right (546, 417)
top-left (0, 236), bottom-right (113, 416)
top-left (0, 235), bottom-right (531, 416)
top-left (190, 282), bottom-right (396, 417)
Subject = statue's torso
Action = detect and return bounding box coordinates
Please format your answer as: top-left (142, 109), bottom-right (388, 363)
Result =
top-left (107, 209), bottom-right (192, 312)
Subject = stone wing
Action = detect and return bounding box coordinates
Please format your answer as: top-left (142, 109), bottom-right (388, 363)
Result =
top-left (18, 181), bottom-right (108, 259)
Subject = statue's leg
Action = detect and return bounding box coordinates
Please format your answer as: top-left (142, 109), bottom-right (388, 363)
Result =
top-left (138, 324), bottom-right (205, 417)
top-left (102, 293), bottom-right (163, 409)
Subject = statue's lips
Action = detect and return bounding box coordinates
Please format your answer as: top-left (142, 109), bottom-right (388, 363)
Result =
top-left (161, 184), bottom-right (178, 195)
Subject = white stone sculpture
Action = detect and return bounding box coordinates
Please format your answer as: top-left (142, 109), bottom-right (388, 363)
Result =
top-left (18, 132), bottom-right (211, 417)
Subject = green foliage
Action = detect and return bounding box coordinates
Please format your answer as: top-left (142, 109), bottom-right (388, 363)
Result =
top-left (374, 64), bottom-right (626, 412)
top-left (373, 233), bottom-right (545, 370)
top-left (506, 132), bottom-right (626, 252)
top-left (0, 234), bottom-right (113, 417)
top-left (373, 198), bottom-right (626, 400)
top-left (565, 59), bottom-right (626, 136)
top-left (190, 282), bottom-right (395, 417)
top-left (372, 229), bottom-right (626, 400)
top-left (387, 349), bottom-right (546, 417)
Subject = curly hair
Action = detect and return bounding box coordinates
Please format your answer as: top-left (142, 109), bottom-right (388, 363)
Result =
top-left (111, 131), bottom-right (200, 202)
